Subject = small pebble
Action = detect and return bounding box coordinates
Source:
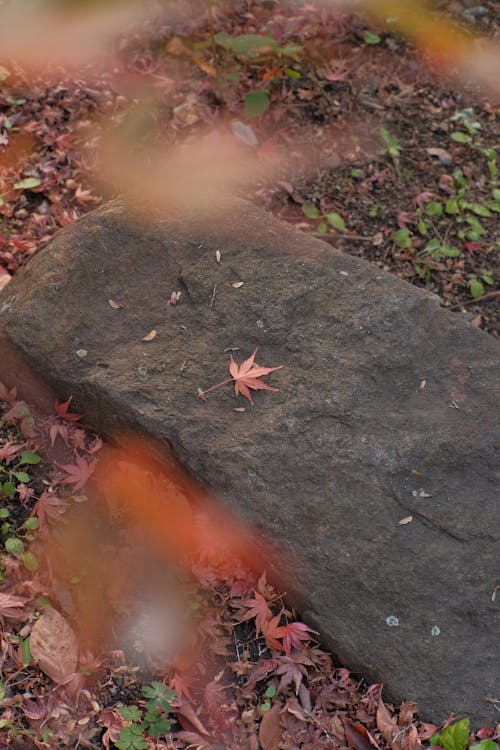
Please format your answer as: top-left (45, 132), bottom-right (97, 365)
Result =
top-left (386, 615), bottom-right (399, 627)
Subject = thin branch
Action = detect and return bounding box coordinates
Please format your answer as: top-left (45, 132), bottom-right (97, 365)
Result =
top-left (449, 289), bottom-right (500, 310)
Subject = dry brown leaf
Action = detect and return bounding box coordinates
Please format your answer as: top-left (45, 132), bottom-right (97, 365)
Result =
top-left (175, 704), bottom-right (210, 736)
top-left (108, 299), bottom-right (123, 309)
top-left (259, 705), bottom-right (283, 750)
top-left (142, 329), bottom-right (157, 341)
top-left (376, 697), bottom-right (399, 745)
top-left (398, 516), bottom-right (413, 526)
top-left (30, 605), bottom-right (78, 683)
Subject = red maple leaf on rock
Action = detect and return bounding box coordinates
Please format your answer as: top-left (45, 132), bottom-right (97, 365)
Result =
top-left (198, 349), bottom-right (283, 404)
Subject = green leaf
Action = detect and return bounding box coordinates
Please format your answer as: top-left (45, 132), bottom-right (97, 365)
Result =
top-left (5, 537), bottom-right (24, 554)
top-left (491, 188), bottom-right (500, 201)
top-left (438, 244), bottom-right (461, 258)
top-left (451, 132), bottom-right (471, 144)
top-left (465, 215), bottom-right (486, 235)
top-left (261, 700), bottom-right (272, 712)
top-left (350, 168), bottom-right (363, 179)
top-left (148, 718), bottom-right (172, 737)
top-left (486, 201), bottom-right (500, 213)
top-left (445, 198), bottom-right (459, 214)
top-left (279, 45), bottom-right (301, 57)
top-left (116, 725), bottom-right (148, 750)
top-left (13, 177), bottom-right (42, 190)
top-left (14, 471), bottom-right (30, 483)
top-left (466, 202), bottom-right (491, 218)
top-left (470, 741), bottom-right (499, 750)
top-left (20, 636), bottom-right (31, 667)
top-left (0, 508), bottom-right (10, 519)
top-left (23, 517), bottom-right (39, 531)
top-left (417, 219), bottom-right (428, 235)
top-left (480, 147), bottom-right (496, 161)
top-left (317, 221), bottom-right (327, 233)
top-left (216, 32), bottom-right (277, 55)
top-left (481, 272), bottom-right (494, 285)
top-left (302, 204), bottom-right (320, 219)
top-left (2, 482), bottom-right (16, 498)
top-left (363, 31), bottom-right (381, 44)
top-left (325, 212), bottom-right (345, 231)
top-left (392, 229), bottom-right (412, 248)
top-left (0, 680), bottom-right (5, 702)
top-left (425, 201), bottom-right (443, 217)
top-left (244, 89), bottom-right (270, 119)
top-left (265, 684), bottom-right (277, 698)
top-left (119, 705), bottom-right (142, 723)
top-left (284, 67), bottom-right (301, 79)
top-left (422, 238), bottom-right (441, 255)
top-left (19, 450), bottom-right (41, 465)
top-left (488, 160), bottom-right (498, 178)
top-left (470, 278), bottom-right (484, 298)
top-left (436, 719), bottom-right (470, 750)
top-left (22, 551), bottom-right (39, 572)
top-left (380, 126), bottom-right (400, 157)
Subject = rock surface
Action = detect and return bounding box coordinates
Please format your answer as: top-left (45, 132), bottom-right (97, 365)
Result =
top-left (0, 199), bottom-right (498, 724)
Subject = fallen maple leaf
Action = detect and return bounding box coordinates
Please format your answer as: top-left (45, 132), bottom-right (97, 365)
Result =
top-left (54, 396), bottom-right (83, 422)
top-left (56, 454), bottom-right (95, 490)
top-left (198, 349), bottom-right (283, 403)
top-left (31, 491), bottom-right (64, 528)
top-left (238, 591), bottom-right (273, 635)
top-left (271, 620), bottom-right (318, 655)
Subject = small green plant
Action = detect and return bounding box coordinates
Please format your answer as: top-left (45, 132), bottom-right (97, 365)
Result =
top-left (260, 683), bottom-right (276, 712)
top-left (430, 718), bottom-right (499, 750)
top-left (0, 449), bottom-right (41, 500)
top-left (301, 203), bottom-right (346, 233)
top-left (380, 126), bottom-right (401, 159)
top-left (468, 272), bottom-right (494, 299)
top-left (115, 682), bottom-right (176, 749)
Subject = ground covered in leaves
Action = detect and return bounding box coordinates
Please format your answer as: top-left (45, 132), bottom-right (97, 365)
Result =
top-left (0, 1), bottom-right (499, 748)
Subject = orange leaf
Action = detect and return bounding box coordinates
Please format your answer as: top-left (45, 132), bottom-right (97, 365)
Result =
top-left (229, 349), bottom-right (283, 403)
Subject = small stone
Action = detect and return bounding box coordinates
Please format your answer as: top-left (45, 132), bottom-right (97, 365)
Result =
top-left (386, 615), bottom-right (399, 627)
top-left (76, 349), bottom-right (87, 358)
top-left (431, 625), bottom-right (441, 636)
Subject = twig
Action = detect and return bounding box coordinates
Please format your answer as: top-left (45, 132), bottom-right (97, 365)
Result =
top-left (209, 283), bottom-right (218, 308)
top-left (314, 232), bottom-right (373, 242)
top-left (449, 290), bottom-right (500, 310)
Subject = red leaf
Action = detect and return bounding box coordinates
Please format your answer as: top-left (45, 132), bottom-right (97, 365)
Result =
top-left (50, 422), bottom-right (70, 446)
top-left (343, 719), bottom-right (380, 750)
top-left (229, 349), bottom-right (283, 403)
top-left (261, 611), bottom-right (286, 652)
top-left (56, 454), bottom-right (95, 490)
top-left (54, 396), bottom-right (83, 422)
top-left (31, 491), bottom-right (64, 528)
top-left (239, 591), bottom-right (273, 634)
top-left (276, 621), bottom-right (317, 655)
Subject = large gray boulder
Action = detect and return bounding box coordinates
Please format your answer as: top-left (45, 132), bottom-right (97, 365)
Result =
top-left (0, 199), bottom-right (498, 725)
